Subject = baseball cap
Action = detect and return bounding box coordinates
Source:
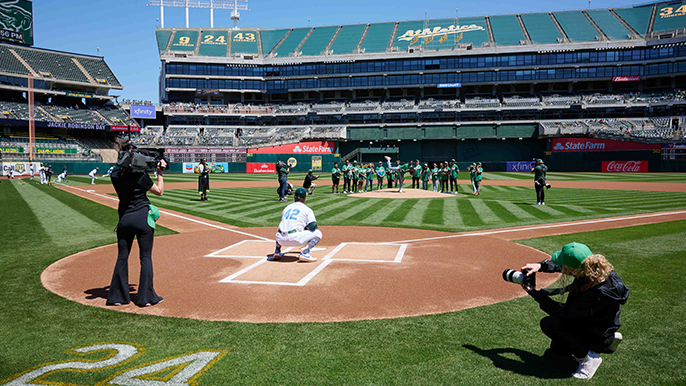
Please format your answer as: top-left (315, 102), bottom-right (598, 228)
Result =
top-left (451, 159), bottom-right (456, 162)
top-left (294, 188), bottom-right (307, 198)
top-left (147, 205), bottom-right (160, 229)
top-left (551, 242), bottom-right (592, 269)
top-left (308, 169), bottom-right (313, 172)
top-left (536, 158), bottom-right (543, 163)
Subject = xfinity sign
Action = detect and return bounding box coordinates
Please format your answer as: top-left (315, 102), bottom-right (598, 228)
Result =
top-left (130, 105), bottom-right (156, 119)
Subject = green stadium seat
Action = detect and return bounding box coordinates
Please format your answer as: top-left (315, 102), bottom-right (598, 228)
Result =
top-left (521, 13), bottom-right (562, 44)
top-left (0, 44), bottom-right (30, 76)
top-left (328, 24), bottom-right (366, 54)
top-left (274, 28), bottom-right (310, 57)
top-left (359, 22), bottom-right (395, 53)
top-left (12, 46), bottom-right (90, 84)
top-left (613, 5), bottom-right (653, 36)
top-left (586, 10), bottom-right (632, 40)
top-left (554, 11), bottom-right (600, 42)
top-left (489, 15), bottom-right (526, 46)
top-left (156, 30), bottom-right (173, 53)
top-left (260, 29), bottom-right (290, 56)
top-left (76, 57), bottom-right (122, 87)
top-left (300, 26), bottom-right (338, 56)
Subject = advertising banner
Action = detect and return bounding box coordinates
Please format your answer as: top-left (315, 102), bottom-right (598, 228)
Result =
top-left (130, 105), bottom-right (156, 119)
top-left (506, 161), bottom-right (535, 172)
top-left (249, 141), bottom-right (335, 154)
top-left (662, 143), bottom-right (686, 149)
top-left (1, 146), bottom-right (23, 153)
top-left (0, 0), bottom-right (33, 46)
top-left (46, 121), bottom-right (108, 131)
top-left (612, 76), bottom-right (640, 82)
top-left (551, 138), bottom-right (660, 152)
top-left (167, 148), bottom-right (246, 154)
top-left (182, 162), bottom-right (230, 173)
top-left (437, 83), bottom-right (462, 88)
top-left (1, 162), bottom-right (39, 176)
top-left (246, 162), bottom-right (276, 174)
top-left (602, 160), bottom-right (649, 173)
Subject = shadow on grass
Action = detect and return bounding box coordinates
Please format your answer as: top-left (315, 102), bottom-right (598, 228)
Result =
top-left (463, 344), bottom-right (575, 379)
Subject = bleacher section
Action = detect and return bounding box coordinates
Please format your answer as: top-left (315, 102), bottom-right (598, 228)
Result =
top-left (274, 28), bottom-right (310, 57)
top-left (519, 13), bottom-right (562, 44)
top-left (1, 100), bottom-right (139, 126)
top-left (169, 30), bottom-right (199, 52)
top-left (198, 30), bottom-right (229, 57)
top-left (613, 5), bottom-right (653, 36)
top-left (329, 24), bottom-right (366, 55)
top-left (359, 23), bottom-right (395, 53)
top-left (489, 15), bottom-right (526, 46)
top-left (0, 133), bottom-right (101, 161)
top-left (586, 10), bottom-right (633, 40)
top-left (554, 11), bottom-right (600, 42)
top-left (261, 29), bottom-right (290, 56)
top-left (230, 30), bottom-right (260, 55)
top-left (540, 117), bottom-right (677, 141)
top-left (300, 26), bottom-right (338, 56)
top-left (652, 1), bottom-right (686, 33)
top-left (0, 45), bottom-right (30, 76)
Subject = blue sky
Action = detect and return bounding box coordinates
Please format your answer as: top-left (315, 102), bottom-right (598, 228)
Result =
top-left (32, 0), bottom-right (644, 103)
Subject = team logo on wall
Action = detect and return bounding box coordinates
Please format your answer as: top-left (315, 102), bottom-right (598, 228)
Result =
top-left (397, 24), bottom-right (484, 44)
top-left (287, 157), bottom-right (297, 167)
top-left (14, 163), bottom-right (25, 173)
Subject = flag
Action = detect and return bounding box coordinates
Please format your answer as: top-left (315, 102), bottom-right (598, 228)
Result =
top-left (439, 33), bottom-right (448, 44)
top-left (455, 32), bottom-right (463, 44)
top-left (410, 34), bottom-right (419, 45)
top-left (424, 35), bottom-right (434, 44)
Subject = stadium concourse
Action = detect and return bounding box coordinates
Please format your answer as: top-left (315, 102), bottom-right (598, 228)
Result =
top-left (42, 178), bottom-right (686, 322)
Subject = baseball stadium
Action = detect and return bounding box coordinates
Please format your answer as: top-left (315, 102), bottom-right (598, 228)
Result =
top-left (2, 0), bottom-right (686, 384)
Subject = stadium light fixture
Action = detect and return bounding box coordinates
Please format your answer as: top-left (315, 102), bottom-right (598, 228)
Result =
top-left (148, 0), bottom-right (249, 28)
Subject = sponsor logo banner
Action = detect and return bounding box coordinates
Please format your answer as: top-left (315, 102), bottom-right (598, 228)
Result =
top-left (612, 76), bottom-right (640, 82)
top-left (551, 138), bottom-right (660, 152)
top-left (166, 148), bottom-right (246, 154)
top-left (662, 143), bottom-right (686, 149)
top-left (182, 162), bottom-right (229, 173)
top-left (437, 83), bottom-right (462, 88)
top-left (1, 162), bottom-right (39, 176)
top-left (1, 146), bottom-right (23, 153)
top-left (249, 141), bottom-right (335, 154)
top-left (130, 105), bottom-right (155, 119)
top-left (506, 161), bottom-right (534, 172)
top-left (65, 92), bottom-right (94, 99)
top-left (110, 125), bottom-right (142, 132)
top-left (602, 160), bottom-right (649, 173)
top-left (246, 162), bottom-right (276, 174)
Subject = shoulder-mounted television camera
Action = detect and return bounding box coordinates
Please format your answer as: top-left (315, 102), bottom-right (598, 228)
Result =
top-left (117, 148), bottom-right (169, 173)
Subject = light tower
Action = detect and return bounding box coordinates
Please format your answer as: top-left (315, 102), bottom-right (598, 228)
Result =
top-left (148, 0), bottom-right (249, 28)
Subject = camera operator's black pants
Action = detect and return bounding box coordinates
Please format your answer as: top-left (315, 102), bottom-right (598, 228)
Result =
top-left (412, 177), bottom-right (419, 189)
top-left (449, 177), bottom-right (457, 192)
top-left (107, 207), bottom-right (162, 306)
top-left (535, 181), bottom-right (545, 203)
top-left (343, 176), bottom-right (350, 192)
top-left (541, 316), bottom-right (613, 358)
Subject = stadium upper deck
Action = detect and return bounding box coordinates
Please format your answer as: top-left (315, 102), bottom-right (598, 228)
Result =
top-left (157, 2), bottom-right (685, 62)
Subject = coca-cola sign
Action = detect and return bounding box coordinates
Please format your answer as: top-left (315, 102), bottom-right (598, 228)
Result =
top-left (602, 161), bottom-right (649, 173)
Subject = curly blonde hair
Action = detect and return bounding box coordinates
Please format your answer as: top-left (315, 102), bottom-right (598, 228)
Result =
top-left (561, 254), bottom-right (614, 286)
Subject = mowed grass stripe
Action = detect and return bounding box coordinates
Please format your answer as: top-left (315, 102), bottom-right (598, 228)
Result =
top-left (482, 201), bottom-right (522, 224)
top-left (531, 204), bottom-right (566, 216)
top-left (344, 199), bottom-right (394, 223)
top-left (324, 199), bottom-right (381, 224)
top-left (498, 201), bottom-right (536, 220)
top-left (469, 199), bottom-right (503, 224)
top-left (401, 199), bottom-right (431, 226)
top-left (363, 199), bottom-right (404, 225)
top-left (15, 183), bottom-right (111, 248)
top-left (383, 199), bottom-right (419, 223)
top-left (442, 198), bottom-right (463, 226)
top-left (421, 199), bottom-right (444, 225)
top-left (518, 204), bottom-right (556, 220)
top-left (457, 200), bottom-right (485, 227)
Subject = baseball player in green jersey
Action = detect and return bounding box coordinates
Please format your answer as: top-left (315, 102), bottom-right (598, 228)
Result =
top-left (449, 159), bottom-right (460, 194)
top-left (376, 161), bottom-right (386, 190)
top-left (385, 156), bottom-right (410, 193)
top-left (352, 161), bottom-right (360, 193)
top-left (411, 160), bottom-right (422, 189)
top-left (331, 162), bottom-right (341, 194)
top-left (421, 163), bottom-right (430, 190)
top-left (473, 162), bottom-right (483, 195)
top-left (364, 163), bottom-right (374, 191)
top-left (431, 163), bottom-right (439, 192)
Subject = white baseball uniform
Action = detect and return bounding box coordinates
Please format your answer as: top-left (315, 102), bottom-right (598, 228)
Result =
top-left (39, 166), bottom-right (46, 184)
top-left (29, 166), bottom-right (34, 179)
top-left (57, 171), bottom-right (67, 182)
top-left (89, 168), bottom-right (98, 184)
top-left (275, 201), bottom-right (322, 247)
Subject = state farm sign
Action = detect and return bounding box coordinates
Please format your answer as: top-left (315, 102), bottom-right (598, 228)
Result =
top-left (551, 138), bottom-right (660, 152)
top-left (249, 141), bottom-right (335, 154)
top-left (602, 161), bottom-right (649, 173)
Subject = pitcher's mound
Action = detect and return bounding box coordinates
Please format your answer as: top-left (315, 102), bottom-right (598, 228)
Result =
top-left (347, 189), bottom-right (456, 199)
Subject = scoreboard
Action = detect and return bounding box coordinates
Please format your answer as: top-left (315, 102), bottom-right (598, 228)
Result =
top-left (661, 144), bottom-right (686, 160)
top-left (166, 148), bottom-right (247, 163)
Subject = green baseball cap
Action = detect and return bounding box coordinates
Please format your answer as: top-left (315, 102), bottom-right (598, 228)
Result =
top-left (308, 169), bottom-right (313, 172)
top-left (551, 242), bottom-right (592, 269)
top-left (451, 159), bottom-right (456, 162)
top-left (294, 188), bottom-right (307, 198)
top-left (536, 158), bottom-right (543, 163)
top-left (147, 205), bottom-right (160, 229)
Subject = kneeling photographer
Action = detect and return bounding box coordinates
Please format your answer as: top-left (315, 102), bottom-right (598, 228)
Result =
top-left (106, 140), bottom-right (168, 307)
top-left (515, 242), bottom-right (629, 379)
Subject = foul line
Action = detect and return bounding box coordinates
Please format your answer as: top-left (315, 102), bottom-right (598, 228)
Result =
top-left (392, 210), bottom-right (686, 244)
top-left (62, 184), bottom-right (270, 241)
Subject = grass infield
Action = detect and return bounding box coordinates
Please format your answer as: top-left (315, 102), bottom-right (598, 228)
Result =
top-left (0, 176), bottom-right (684, 385)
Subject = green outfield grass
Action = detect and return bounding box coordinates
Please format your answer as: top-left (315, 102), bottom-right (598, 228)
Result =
top-left (1, 178), bottom-right (685, 385)
top-left (140, 183), bottom-right (686, 232)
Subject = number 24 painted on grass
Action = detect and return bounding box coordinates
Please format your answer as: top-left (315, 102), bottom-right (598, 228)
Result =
top-left (1, 343), bottom-right (227, 386)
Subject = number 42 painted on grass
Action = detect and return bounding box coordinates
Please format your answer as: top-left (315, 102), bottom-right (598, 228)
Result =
top-left (1, 343), bottom-right (227, 386)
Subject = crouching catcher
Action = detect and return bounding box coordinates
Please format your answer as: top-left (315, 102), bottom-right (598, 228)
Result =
top-left (271, 188), bottom-right (322, 262)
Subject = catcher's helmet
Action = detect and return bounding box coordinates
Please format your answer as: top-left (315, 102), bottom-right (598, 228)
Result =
top-left (294, 188), bottom-right (307, 198)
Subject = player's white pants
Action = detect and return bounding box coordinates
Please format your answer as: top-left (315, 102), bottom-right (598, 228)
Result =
top-left (90, 174), bottom-right (96, 184)
top-left (471, 180), bottom-right (477, 192)
top-left (40, 172), bottom-right (45, 184)
top-left (275, 229), bottom-right (323, 247)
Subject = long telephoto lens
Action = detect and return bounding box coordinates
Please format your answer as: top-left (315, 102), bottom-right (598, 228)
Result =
top-left (502, 269), bottom-right (525, 285)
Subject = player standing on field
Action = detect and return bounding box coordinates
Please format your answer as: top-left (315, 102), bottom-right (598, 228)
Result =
top-left (271, 188), bottom-right (322, 262)
top-left (431, 163), bottom-right (439, 192)
top-left (450, 159), bottom-right (460, 194)
top-left (474, 162), bottom-right (483, 195)
top-left (331, 162), bottom-right (341, 194)
top-left (385, 156), bottom-right (409, 193)
top-left (376, 161), bottom-right (386, 190)
top-left (342, 160), bottom-right (351, 194)
top-left (89, 167), bottom-right (99, 185)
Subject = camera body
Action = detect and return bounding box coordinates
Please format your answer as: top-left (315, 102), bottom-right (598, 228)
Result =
top-left (502, 268), bottom-right (536, 288)
top-left (117, 148), bottom-right (169, 173)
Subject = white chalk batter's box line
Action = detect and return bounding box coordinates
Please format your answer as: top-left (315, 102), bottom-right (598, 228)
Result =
top-left (207, 240), bottom-right (408, 286)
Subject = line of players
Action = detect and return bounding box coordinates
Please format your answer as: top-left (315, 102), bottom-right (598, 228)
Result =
top-left (330, 159), bottom-right (483, 194)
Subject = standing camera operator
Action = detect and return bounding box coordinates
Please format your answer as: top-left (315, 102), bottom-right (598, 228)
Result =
top-left (276, 160), bottom-right (290, 202)
top-left (520, 242), bottom-right (629, 379)
top-left (197, 159), bottom-right (210, 201)
top-left (106, 141), bottom-right (166, 307)
top-left (531, 158), bottom-right (549, 205)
